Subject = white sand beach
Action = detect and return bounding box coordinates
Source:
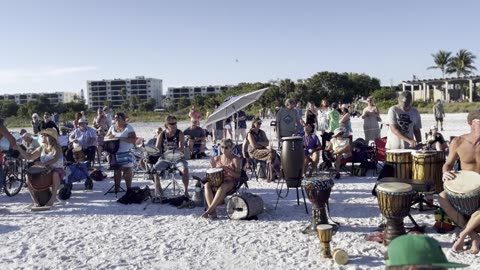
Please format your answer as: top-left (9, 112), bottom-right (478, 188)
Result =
top-left (0, 113), bottom-right (478, 270)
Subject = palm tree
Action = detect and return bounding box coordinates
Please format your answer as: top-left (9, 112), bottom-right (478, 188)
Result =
top-left (427, 50), bottom-right (452, 78)
top-left (447, 49), bottom-right (477, 77)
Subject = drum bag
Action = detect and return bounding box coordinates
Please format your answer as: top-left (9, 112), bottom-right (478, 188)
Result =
top-left (371, 164), bottom-right (394, 197)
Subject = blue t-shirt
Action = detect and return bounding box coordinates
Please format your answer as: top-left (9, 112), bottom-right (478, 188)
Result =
top-left (234, 110), bottom-right (247, 129)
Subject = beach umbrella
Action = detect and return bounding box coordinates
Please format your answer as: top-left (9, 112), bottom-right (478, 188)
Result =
top-left (203, 87), bottom-right (269, 128)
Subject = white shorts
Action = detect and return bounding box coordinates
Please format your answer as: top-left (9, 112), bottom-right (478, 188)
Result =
top-left (224, 124), bottom-right (232, 130)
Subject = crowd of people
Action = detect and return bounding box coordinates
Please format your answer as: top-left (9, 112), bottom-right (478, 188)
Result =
top-left (4, 93), bottom-right (480, 268)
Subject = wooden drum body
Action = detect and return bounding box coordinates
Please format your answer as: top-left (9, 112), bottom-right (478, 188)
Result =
top-left (303, 177), bottom-right (334, 225)
top-left (412, 150), bottom-right (436, 183)
top-left (27, 165), bottom-right (53, 207)
top-left (376, 182), bottom-right (415, 245)
top-left (444, 171), bottom-right (480, 216)
top-left (206, 168), bottom-right (224, 188)
top-left (226, 193), bottom-right (264, 220)
top-left (385, 149), bottom-right (413, 179)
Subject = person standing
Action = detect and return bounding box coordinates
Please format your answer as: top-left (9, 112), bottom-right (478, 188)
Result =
top-left (31, 113), bottom-right (42, 135)
top-left (433, 99), bottom-right (445, 131)
top-left (317, 99), bottom-right (329, 133)
top-left (295, 101), bottom-right (305, 136)
top-left (326, 103), bottom-right (340, 132)
top-left (103, 106), bottom-right (113, 129)
top-left (305, 102), bottom-right (318, 131)
top-left (53, 112), bottom-right (60, 125)
top-left (276, 98), bottom-right (303, 148)
top-left (189, 105), bottom-right (202, 126)
top-left (385, 91), bottom-right (422, 150)
top-left (362, 96), bottom-right (381, 143)
top-left (234, 109), bottom-right (247, 142)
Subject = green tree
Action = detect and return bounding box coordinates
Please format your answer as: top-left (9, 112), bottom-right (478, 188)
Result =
top-left (372, 88), bottom-right (397, 102)
top-left (427, 50), bottom-right (452, 78)
top-left (447, 49), bottom-right (477, 77)
top-left (0, 101), bottom-right (19, 118)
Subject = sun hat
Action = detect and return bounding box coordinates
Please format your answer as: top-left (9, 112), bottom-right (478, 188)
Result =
top-left (333, 127), bottom-right (346, 137)
top-left (40, 128), bottom-right (58, 143)
top-left (385, 235), bottom-right (468, 268)
top-left (467, 110), bottom-right (480, 123)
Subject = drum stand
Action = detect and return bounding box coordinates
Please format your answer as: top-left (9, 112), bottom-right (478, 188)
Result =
top-left (274, 177), bottom-right (308, 214)
top-left (160, 164), bottom-right (183, 197)
top-left (411, 191), bottom-right (440, 212)
top-left (104, 169), bottom-right (126, 196)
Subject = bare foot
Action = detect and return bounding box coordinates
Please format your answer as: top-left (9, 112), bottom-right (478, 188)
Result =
top-left (470, 238), bottom-right (480, 254)
top-left (200, 211), bottom-right (210, 219)
top-left (452, 237), bottom-right (465, 253)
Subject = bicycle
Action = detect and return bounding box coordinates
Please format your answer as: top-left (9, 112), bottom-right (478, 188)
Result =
top-left (1, 151), bottom-right (27, 197)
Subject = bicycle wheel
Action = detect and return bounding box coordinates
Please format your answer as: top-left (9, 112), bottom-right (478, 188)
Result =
top-left (3, 162), bottom-right (24, 197)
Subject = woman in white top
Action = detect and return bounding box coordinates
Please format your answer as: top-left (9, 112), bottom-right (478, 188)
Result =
top-left (317, 99), bottom-right (329, 133)
top-left (17, 128), bottom-right (65, 206)
top-left (361, 96), bottom-right (381, 143)
top-left (105, 112), bottom-right (137, 192)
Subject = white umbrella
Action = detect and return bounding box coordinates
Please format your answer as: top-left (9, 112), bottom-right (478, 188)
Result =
top-left (203, 87), bottom-right (269, 127)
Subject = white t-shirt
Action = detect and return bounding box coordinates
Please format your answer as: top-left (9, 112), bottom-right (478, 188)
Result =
top-left (386, 106), bottom-right (422, 149)
top-left (108, 124), bottom-right (135, 153)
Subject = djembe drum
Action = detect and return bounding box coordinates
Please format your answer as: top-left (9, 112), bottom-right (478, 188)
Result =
top-left (144, 145), bottom-right (161, 164)
top-left (444, 170), bottom-right (480, 216)
top-left (206, 168), bottom-right (224, 188)
top-left (26, 165), bottom-right (53, 206)
top-left (316, 224), bottom-right (333, 258)
top-left (281, 136), bottom-right (305, 188)
top-left (375, 182), bottom-right (415, 245)
top-left (385, 149), bottom-right (413, 179)
top-left (72, 147), bottom-right (86, 163)
top-left (104, 138), bottom-right (120, 168)
top-left (302, 177), bottom-right (335, 234)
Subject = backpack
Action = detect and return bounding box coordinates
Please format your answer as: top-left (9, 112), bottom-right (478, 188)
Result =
top-left (117, 186), bottom-right (152, 204)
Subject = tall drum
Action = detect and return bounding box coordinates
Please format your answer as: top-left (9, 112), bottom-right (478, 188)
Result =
top-left (281, 136), bottom-right (305, 188)
top-left (412, 151), bottom-right (436, 182)
top-left (385, 149), bottom-right (413, 179)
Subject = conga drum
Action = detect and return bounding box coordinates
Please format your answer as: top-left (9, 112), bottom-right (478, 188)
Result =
top-left (26, 165), bottom-right (53, 206)
top-left (376, 182), bottom-right (415, 245)
top-left (443, 170), bottom-right (480, 216)
top-left (302, 177), bottom-right (335, 234)
top-left (385, 149), bottom-right (413, 179)
top-left (72, 147), bottom-right (86, 163)
top-left (281, 136), bottom-right (304, 188)
top-left (104, 138), bottom-right (120, 168)
top-left (434, 151), bottom-right (446, 193)
top-left (206, 168), bottom-right (224, 188)
top-left (412, 150), bottom-right (436, 183)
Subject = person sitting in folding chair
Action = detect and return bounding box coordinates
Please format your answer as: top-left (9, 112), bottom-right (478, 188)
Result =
top-left (69, 118), bottom-right (97, 165)
top-left (303, 123), bottom-right (322, 178)
top-left (201, 139), bottom-right (241, 219)
top-left (325, 127), bottom-right (352, 179)
top-left (246, 117), bottom-right (275, 163)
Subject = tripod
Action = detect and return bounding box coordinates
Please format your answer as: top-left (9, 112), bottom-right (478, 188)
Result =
top-left (104, 167), bottom-right (127, 196)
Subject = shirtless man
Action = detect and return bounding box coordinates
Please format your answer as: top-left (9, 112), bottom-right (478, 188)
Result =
top-left (439, 110), bottom-right (480, 254)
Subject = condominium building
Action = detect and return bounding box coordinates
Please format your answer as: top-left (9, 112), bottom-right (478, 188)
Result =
top-left (87, 76), bottom-right (163, 109)
top-left (165, 85), bottom-right (231, 106)
top-left (0, 92), bottom-right (78, 105)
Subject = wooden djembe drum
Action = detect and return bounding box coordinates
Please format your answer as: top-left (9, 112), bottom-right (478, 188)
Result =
top-left (302, 177), bottom-right (334, 235)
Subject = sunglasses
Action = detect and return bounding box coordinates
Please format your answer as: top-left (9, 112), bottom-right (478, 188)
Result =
top-left (167, 122), bottom-right (177, 125)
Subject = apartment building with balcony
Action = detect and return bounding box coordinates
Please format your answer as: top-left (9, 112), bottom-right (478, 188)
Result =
top-left (165, 85), bottom-right (231, 106)
top-left (0, 92), bottom-right (78, 105)
top-left (87, 76), bottom-right (163, 110)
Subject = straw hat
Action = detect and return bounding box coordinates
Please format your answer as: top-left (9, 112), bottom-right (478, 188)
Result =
top-left (40, 128), bottom-right (58, 142)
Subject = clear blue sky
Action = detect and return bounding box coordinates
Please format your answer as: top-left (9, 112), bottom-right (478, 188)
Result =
top-left (0, 0), bottom-right (479, 95)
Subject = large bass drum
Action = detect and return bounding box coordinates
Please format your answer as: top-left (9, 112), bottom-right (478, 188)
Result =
top-left (226, 193), bottom-right (264, 220)
top-left (281, 136), bottom-right (304, 188)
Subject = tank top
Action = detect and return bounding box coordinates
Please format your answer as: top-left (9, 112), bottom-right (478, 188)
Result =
top-left (215, 156), bottom-right (237, 181)
top-left (40, 146), bottom-right (64, 169)
top-left (160, 129), bottom-right (181, 153)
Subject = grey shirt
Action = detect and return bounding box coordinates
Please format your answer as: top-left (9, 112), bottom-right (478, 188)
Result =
top-left (276, 107), bottom-right (301, 139)
top-left (386, 105), bottom-right (422, 149)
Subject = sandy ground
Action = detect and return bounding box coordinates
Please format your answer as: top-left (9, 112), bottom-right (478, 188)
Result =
top-left (0, 112), bottom-right (478, 270)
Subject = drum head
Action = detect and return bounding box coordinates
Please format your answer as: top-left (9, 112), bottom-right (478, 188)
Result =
top-left (282, 136), bottom-right (303, 141)
top-left (206, 168), bottom-right (223, 174)
top-left (376, 182), bottom-right (412, 193)
top-left (27, 165), bottom-right (48, 174)
top-left (73, 147), bottom-right (82, 152)
top-left (386, 149), bottom-right (413, 154)
top-left (444, 171), bottom-right (480, 193)
top-left (144, 146), bottom-right (160, 154)
top-left (412, 150), bottom-right (436, 157)
top-left (163, 150), bottom-right (184, 161)
top-left (316, 224), bottom-right (333, 231)
top-left (104, 138), bottom-right (119, 141)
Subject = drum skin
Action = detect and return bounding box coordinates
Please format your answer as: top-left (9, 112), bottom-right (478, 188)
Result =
top-left (303, 178), bottom-right (334, 207)
top-left (281, 136), bottom-right (304, 187)
top-left (206, 168), bottom-right (224, 188)
top-left (227, 193), bottom-right (264, 220)
top-left (444, 170), bottom-right (480, 216)
top-left (376, 182), bottom-right (414, 219)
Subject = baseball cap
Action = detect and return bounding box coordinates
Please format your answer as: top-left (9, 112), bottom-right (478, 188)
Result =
top-left (467, 110), bottom-right (480, 123)
top-left (385, 235), bottom-right (468, 268)
top-left (78, 118), bottom-right (87, 124)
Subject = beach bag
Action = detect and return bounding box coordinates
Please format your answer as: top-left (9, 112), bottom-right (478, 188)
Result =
top-left (117, 186), bottom-right (152, 204)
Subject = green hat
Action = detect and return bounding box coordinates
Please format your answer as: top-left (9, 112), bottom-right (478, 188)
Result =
top-left (386, 235), bottom-right (468, 268)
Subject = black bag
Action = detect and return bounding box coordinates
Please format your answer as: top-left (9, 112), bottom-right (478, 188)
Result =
top-left (59, 183), bottom-right (72, 200)
top-left (117, 186), bottom-right (152, 204)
